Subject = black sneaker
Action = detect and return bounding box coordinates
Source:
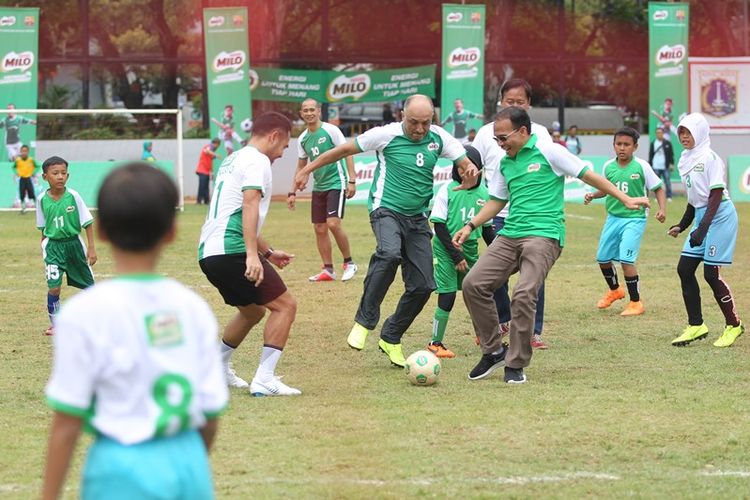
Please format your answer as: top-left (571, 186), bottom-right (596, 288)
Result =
top-left (504, 366), bottom-right (527, 384)
top-left (468, 346), bottom-right (507, 380)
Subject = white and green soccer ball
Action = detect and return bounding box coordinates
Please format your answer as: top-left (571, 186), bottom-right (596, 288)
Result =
top-left (405, 350), bottom-right (441, 386)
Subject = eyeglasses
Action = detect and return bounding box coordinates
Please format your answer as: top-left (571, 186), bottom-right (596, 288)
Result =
top-left (494, 128), bottom-right (520, 143)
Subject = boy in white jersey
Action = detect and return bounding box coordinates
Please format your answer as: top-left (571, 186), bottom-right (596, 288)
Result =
top-left (668, 113), bottom-right (743, 347)
top-left (43, 163), bottom-right (228, 500)
top-left (199, 112), bottom-right (301, 396)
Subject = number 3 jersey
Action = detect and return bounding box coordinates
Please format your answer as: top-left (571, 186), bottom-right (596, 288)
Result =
top-left (45, 276), bottom-right (229, 445)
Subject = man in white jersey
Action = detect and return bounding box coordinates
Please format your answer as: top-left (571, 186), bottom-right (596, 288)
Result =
top-left (472, 78), bottom-right (552, 349)
top-left (294, 94), bottom-right (479, 367)
top-left (43, 164), bottom-right (228, 500)
top-left (199, 112), bottom-right (301, 396)
top-left (288, 98), bottom-right (358, 282)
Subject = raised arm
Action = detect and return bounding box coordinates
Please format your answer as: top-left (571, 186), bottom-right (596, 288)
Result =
top-left (294, 140), bottom-right (360, 191)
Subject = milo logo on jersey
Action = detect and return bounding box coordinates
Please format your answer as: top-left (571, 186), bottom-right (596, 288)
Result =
top-left (326, 73), bottom-right (371, 102)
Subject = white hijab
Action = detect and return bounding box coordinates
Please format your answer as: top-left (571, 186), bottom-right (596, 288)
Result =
top-left (676, 113), bottom-right (712, 176)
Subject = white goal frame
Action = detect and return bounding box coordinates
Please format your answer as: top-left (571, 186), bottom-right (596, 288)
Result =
top-left (0, 108), bottom-right (184, 211)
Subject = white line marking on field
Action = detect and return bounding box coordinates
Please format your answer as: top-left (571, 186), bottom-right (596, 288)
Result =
top-left (0, 484), bottom-right (26, 492)
top-left (700, 470), bottom-right (750, 477)
top-left (567, 213), bottom-right (595, 221)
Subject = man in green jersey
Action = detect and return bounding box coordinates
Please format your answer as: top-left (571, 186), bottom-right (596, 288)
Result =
top-left (453, 107), bottom-right (650, 384)
top-left (294, 94), bottom-right (479, 367)
top-left (441, 98), bottom-right (483, 144)
top-left (1, 103), bottom-right (36, 161)
top-left (288, 99), bottom-right (358, 282)
top-left (584, 127), bottom-right (667, 316)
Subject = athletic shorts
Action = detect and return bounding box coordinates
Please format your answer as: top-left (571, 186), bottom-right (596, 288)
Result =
top-left (433, 241), bottom-right (478, 294)
top-left (199, 253), bottom-right (287, 306)
top-left (681, 199), bottom-right (738, 266)
top-left (82, 431), bottom-right (214, 500)
top-left (595, 215), bottom-right (647, 265)
top-left (311, 189), bottom-right (346, 224)
top-left (42, 236), bottom-right (94, 289)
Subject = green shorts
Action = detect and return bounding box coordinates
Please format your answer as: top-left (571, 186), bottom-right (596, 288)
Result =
top-left (433, 241), bottom-right (478, 294)
top-left (42, 236), bottom-right (94, 289)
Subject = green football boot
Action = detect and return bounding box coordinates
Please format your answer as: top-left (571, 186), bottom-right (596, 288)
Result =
top-left (671, 324), bottom-right (709, 347)
top-left (378, 339), bottom-right (406, 367)
top-left (713, 323), bottom-right (744, 348)
top-left (347, 322), bottom-right (370, 350)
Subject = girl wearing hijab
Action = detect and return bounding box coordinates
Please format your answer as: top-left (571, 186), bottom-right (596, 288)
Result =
top-left (668, 113), bottom-right (743, 347)
top-left (141, 141), bottom-right (156, 162)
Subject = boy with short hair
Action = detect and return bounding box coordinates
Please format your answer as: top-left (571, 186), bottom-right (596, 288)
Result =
top-left (14, 144), bottom-right (39, 213)
top-left (42, 163), bottom-right (228, 500)
top-left (584, 127), bottom-right (667, 316)
top-left (36, 156), bottom-right (97, 336)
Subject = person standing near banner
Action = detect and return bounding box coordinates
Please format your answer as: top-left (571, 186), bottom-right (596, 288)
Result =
top-left (441, 98), bottom-right (483, 145)
top-left (1, 103), bottom-right (36, 161)
top-left (288, 98), bottom-right (358, 283)
top-left (648, 127), bottom-right (674, 201)
top-left (294, 94), bottom-right (478, 367)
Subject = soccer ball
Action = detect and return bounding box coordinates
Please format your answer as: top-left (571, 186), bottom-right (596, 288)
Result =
top-left (240, 118), bottom-right (253, 133)
top-left (405, 350), bottom-right (441, 386)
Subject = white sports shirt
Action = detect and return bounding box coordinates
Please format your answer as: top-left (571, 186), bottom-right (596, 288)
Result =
top-left (682, 151), bottom-right (730, 208)
top-left (198, 146), bottom-right (272, 259)
top-left (46, 277), bottom-right (228, 445)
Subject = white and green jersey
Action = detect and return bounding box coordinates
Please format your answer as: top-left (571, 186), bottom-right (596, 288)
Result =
top-left (682, 151), bottom-right (730, 208)
top-left (0, 115), bottom-right (32, 145)
top-left (36, 188), bottom-right (93, 239)
top-left (430, 180), bottom-right (491, 241)
top-left (489, 134), bottom-right (588, 246)
top-left (355, 123), bottom-right (466, 215)
top-left (298, 122), bottom-right (348, 192)
top-left (603, 157), bottom-right (662, 218)
top-left (46, 276), bottom-right (228, 445)
top-left (198, 146), bottom-right (272, 259)
top-left (443, 110), bottom-right (479, 140)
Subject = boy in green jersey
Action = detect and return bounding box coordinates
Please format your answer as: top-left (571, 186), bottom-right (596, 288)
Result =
top-left (584, 127), bottom-right (667, 316)
top-left (36, 156), bottom-right (97, 336)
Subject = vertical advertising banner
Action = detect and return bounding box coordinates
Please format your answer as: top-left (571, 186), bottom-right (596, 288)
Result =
top-left (648, 2), bottom-right (689, 148)
top-left (203, 7), bottom-right (252, 156)
top-left (441, 4), bottom-right (485, 144)
top-left (0, 7), bottom-right (39, 167)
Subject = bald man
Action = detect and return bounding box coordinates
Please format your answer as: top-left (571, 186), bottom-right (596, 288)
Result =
top-left (295, 95), bottom-right (478, 366)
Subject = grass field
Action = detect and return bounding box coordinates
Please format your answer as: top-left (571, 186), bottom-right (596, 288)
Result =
top-left (1, 199), bottom-right (749, 498)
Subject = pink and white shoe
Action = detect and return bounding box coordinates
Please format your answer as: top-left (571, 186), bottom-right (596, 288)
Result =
top-left (308, 268), bottom-right (336, 282)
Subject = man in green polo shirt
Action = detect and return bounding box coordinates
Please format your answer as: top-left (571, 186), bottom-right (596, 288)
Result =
top-left (453, 107), bottom-right (650, 384)
top-left (294, 94), bottom-right (478, 367)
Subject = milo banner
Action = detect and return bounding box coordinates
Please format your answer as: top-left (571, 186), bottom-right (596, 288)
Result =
top-left (648, 2), bottom-right (689, 146)
top-left (441, 4), bottom-right (485, 144)
top-left (251, 68), bottom-right (326, 102)
top-left (203, 7), bottom-right (252, 156)
top-left (0, 7), bottom-right (39, 167)
top-left (727, 156), bottom-right (750, 202)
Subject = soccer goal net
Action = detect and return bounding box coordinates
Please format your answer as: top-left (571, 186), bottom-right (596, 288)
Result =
top-left (0, 108), bottom-right (185, 211)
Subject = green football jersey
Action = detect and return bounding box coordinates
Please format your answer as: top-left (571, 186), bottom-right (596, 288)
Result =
top-left (298, 122), bottom-right (348, 192)
top-left (443, 110), bottom-right (478, 139)
top-left (1, 115), bottom-right (32, 145)
top-left (36, 189), bottom-right (94, 239)
top-left (430, 180), bottom-right (490, 240)
top-left (603, 157), bottom-right (662, 218)
top-left (355, 123), bottom-right (466, 216)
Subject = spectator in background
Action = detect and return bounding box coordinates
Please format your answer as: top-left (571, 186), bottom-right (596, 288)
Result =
top-left (196, 138), bottom-right (221, 205)
top-left (141, 141), bottom-right (156, 162)
top-left (648, 126), bottom-right (674, 201)
top-left (552, 130), bottom-right (566, 147)
top-left (564, 125), bottom-right (582, 155)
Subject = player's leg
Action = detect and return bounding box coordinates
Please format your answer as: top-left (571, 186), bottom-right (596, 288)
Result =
top-left (619, 219), bottom-right (647, 316)
top-left (41, 238), bottom-right (65, 336)
top-left (325, 190), bottom-right (357, 281)
top-left (19, 177), bottom-right (30, 213)
top-left (309, 191), bottom-right (335, 282)
top-left (671, 256), bottom-right (707, 346)
top-left (428, 248), bottom-right (460, 358)
top-left (531, 282), bottom-right (548, 349)
top-left (491, 215), bottom-right (511, 335)
top-left (63, 237), bottom-right (95, 290)
top-left (221, 304), bottom-right (265, 388)
top-left (596, 216), bottom-right (625, 308)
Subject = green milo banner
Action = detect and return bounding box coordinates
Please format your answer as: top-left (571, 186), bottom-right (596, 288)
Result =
top-left (648, 2), bottom-right (689, 150)
top-left (727, 156), bottom-right (750, 202)
top-left (441, 4), bottom-right (485, 143)
top-left (203, 7), bottom-right (252, 156)
top-left (0, 8), bottom-right (39, 166)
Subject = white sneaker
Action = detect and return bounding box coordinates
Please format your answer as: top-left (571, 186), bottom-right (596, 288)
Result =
top-left (225, 363), bottom-right (249, 388)
top-left (341, 262), bottom-right (358, 282)
top-left (250, 377), bottom-right (301, 397)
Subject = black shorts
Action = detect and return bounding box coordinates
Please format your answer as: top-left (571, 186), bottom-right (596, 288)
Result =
top-left (199, 253), bottom-right (287, 307)
top-left (311, 189), bottom-right (346, 224)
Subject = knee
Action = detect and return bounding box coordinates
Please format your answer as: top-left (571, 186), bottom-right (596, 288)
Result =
top-left (374, 248), bottom-right (401, 268)
top-left (326, 218), bottom-right (341, 231)
top-left (703, 265), bottom-right (719, 285)
top-left (462, 271), bottom-right (483, 297)
top-left (677, 259), bottom-right (695, 281)
top-left (313, 223), bottom-right (327, 235)
top-left (277, 293), bottom-right (298, 320)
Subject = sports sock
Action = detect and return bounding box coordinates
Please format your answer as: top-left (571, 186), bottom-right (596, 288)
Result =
top-left (432, 307), bottom-right (450, 343)
top-left (704, 265), bottom-right (741, 327)
top-left (255, 344), bottom-right (282, 382)
top-left (624, 275), bottom-right (640, 302)
top-left (47, 293), bottom-right (60, 324)
top-left (324, 263), bottom-right (334, 273)
top-left (220, 340), bottom-right (236, 365)
top-left (601, 266), bottom-right (619, 290)
top-left (677, 256), bottom-right (703, 326)
top-left (343, 257), bottom-right (353, 265)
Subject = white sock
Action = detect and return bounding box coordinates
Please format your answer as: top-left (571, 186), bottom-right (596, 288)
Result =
top-left (254, 345), bottom-right (282, 382)
top-left (220, 341), bottom-right (235, 366)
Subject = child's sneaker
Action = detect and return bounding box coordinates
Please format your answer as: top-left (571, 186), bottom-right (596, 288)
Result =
top-left (671, 323), bottom-right (709, 346)
top-left (597, 287), bottom-right (625, 309)
top-left (341, 262), bottom-right (358, 282)
top-left (427, 341), bottom-right (455, 358)
top-left (713, 323), bottom-right (744, 347)
top-left (309, 268), bottom-right (336, 282)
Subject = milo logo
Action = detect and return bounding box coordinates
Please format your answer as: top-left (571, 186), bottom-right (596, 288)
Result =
top-left (213, 50), bottom-right (245, 72)
top-left (652, 10), bottom-right (668, 21)
top-left (0, 16), bottom-right (16, 27)
top-left (448, 47), bottom-right (481, 68)
top-left (326, 73), bottom-right (371, 102)
top-left (2, 51), bottom-right (34, 73)
top-left (208, 16), bottom-right (224, 27)
top-left (656, 44), bottom-right (685, 66)
top-left (446, 12), bottom-right (462, 22)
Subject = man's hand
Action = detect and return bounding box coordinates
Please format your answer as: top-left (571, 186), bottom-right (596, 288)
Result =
top-left (667, 225), bottom-right (681, 238)
top-left (623, 196), bottom-right (650, 211)
top-left (268, 250), bottom-right (294, 269)
top-left (346, 182), bottom-right (356, 199)
top-left (455, 259), bottom-right (468, 273)
top-left (452, 226), bottom-right (472, 250)
top-left (655, 209), bottom-right (666, 223)
top-left (245, 253), bottom-right (264, 286)
top-left (87, 249), bottom-right (97, 266)
top-left (286, 194), bottom-right (296, 210)
top-left (454, 163), bottom-right (479, 191)
top-left (294, 171), bottom-right (310, 192)
top-left (583, 192), bottom-right (594, 205)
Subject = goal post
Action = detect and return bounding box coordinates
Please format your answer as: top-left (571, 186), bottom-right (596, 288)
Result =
top-left (0, 108), bottom-right (185, 211)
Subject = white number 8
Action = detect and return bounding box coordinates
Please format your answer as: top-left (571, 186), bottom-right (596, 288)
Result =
top-left (416, 152), bottom-right (425, 167)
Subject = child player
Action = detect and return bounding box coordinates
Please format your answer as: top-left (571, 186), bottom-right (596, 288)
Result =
top-left (36, 157), bottom-right (97, 336)
top-left (584, 127), bottom-right (667, 316)
top-left (14, 144), bottom-right (39, 213)
top-left (428, 146), bottom-right (494, 357)
top-left (42, 163), bottom-right (228, 500)
top-left (668, 113), bottom-right (743, 347)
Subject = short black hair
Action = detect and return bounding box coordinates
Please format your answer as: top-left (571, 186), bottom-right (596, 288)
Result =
top-left (20, 144), bottom-right (29, 150)
top-left (495, 106), bottom-right (531, 134)
top-left (500, 78), bottom-right (532, 101)
top-left (614, 126), bottom-right (640, 144)
top-left (42, 156), bottom-right (68, 173)
top-left (97, 162), bottom-right (178, 252)
top-left (250, 112), bottom-right (292, 137)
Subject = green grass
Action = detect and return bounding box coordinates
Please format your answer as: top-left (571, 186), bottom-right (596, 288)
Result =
top-left (1, 199), bottom-right (749, 498)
